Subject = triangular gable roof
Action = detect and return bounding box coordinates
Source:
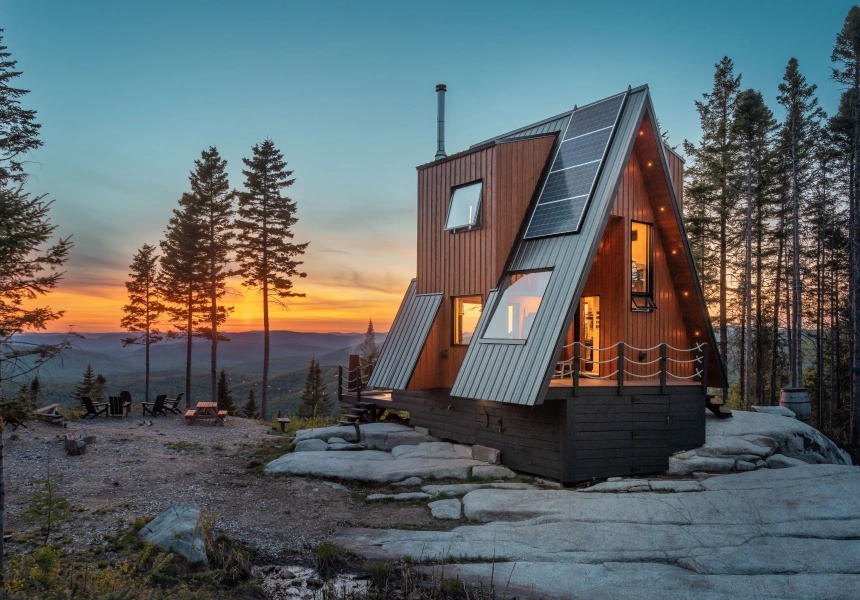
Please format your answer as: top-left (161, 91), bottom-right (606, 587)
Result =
top-left (450, 86), bottom-right (726, 405)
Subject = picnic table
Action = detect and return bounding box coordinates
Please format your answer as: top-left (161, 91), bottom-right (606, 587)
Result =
top-left (184, 402), bottom-right (226, 426)
top-left (34, 404), bottom-right (66, 425)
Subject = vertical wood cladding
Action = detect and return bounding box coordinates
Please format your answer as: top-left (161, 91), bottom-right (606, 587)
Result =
top-left (411, 136), bottom-right (555, 390)
top-left (663, 144), bottom-right (684, 211)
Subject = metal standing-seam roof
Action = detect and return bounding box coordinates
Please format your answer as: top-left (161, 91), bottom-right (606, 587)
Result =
top-left (450, 88), bottom-right (649, 406)
top-left (471, 112), bottom-right (571, 148)
top-left (367, 279), bottom-right (442, 390)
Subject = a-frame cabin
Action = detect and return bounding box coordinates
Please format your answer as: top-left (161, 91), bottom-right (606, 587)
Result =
top-left (358, 86), bottom-right (726, 483)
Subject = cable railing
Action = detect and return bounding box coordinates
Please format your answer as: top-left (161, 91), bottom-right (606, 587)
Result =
top-left (554, 341), bottom-right (708, 395)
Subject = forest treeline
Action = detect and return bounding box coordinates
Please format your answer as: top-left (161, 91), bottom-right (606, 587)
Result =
top-left (683, 7), bottom-right (860, 446)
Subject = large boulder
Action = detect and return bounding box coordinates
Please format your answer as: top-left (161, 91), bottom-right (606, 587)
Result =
top-left (390, 442), bottom-right (472, 460)
top-left (265, 450), bottom-right (484, 483)
top-left (293, 423), bottom-right (438, 450)
top-left (139, 503), bottom-right (207, 564)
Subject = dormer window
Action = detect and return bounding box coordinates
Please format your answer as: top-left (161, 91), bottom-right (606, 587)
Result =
top-left (445, 181), bottom-right (482, 231)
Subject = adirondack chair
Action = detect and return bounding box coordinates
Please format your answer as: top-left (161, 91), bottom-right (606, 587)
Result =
top-left (163, 392), bottom-right (184, 415)
top-left (81, 396), bottom-right (107, 419)
top-left (141, 394), bottom-right (167, 417)
top-left (107, 396), bottom-right (128, 418)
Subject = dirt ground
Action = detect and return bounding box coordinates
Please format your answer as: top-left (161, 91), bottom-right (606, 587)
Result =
top-left (3, 413), bottom-right (446, 564)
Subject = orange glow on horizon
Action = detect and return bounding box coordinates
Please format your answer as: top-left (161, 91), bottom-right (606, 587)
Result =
top-left (20, 275), bottom-right (408, 334)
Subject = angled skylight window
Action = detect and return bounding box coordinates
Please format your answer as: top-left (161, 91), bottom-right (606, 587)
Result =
top-left (482, 270), bottom-right (552, 340)
top-left (445, 181), bottom-right (482, 231)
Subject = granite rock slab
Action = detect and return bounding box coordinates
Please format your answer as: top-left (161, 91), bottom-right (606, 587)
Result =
top-left (139, 503), bottom-right (207, 564)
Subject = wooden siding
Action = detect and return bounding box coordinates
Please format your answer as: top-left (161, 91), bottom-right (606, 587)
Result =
top-left (411, 136), bottom-right (555, 390)
top-left (663, 143), bottom-right (684, 211)
top-left (394, 385), bottom-right (704, 483)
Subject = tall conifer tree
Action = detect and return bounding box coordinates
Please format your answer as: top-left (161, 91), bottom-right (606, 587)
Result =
top-left (0, 30), bottom-right (41, 188)
top-left (160, 192), bottom-right (206, 409)
top-left (299, 357), bottom-right (331, 417)
top-left (359, 319), bottom-right (379, 382)
top-left (120, 243), bottom-right (164, 403)
top-left (777, 58), bottom-right (824, 389)
top-left (236, 140), bottom-right (308, 419)
top-left (216, 368), bottom-right (237, 416)
top-left (832, 5), bottom-right (860, 443)
top-left (189, 147), bottom-right (234, 403)
top-left (732, 89), bottom-right (776, 407)
top-left (683, 57), bottom-right (741, 402)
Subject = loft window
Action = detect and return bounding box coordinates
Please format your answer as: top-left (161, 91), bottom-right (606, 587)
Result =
top-left (453, 295), bottom-right (483, 345)
top-left (483, 270), bottom-right (552, 340)
top-left (631, 221), bottom-right (656, 312)
top-left (445, 181), bottom-right (482, 231)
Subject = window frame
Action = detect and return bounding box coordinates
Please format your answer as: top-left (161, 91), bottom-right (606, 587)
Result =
top-left (630, 220), bottom-right (656, 312)
top-left (480, 269), bottom-right (553, 343)
top-left (451, 294), bottom-right (483, 346)
top-left (444, 180), bottom-right (483, 232)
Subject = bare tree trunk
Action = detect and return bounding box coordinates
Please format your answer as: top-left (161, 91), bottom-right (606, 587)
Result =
top-left (211, 251), bottom-right (217, 404)
top-left (1, 423), bottom-right (5, 583)
top-left (790, 114), bottom-right (803, 389)
top-left (853, 130), bottom-right (860, 443)
top-left (744, 163), bottom-right (754, 408)
top-left (262, 278), bottom-right (269, 421)
top-left (755, 190), bottom-right (765, 404)
top-left (720, 211), bottom-right (728, 403)
top-left (185, 291), bottom-right (193, 409)
top-left (770, 207), bottom-right (787, 405)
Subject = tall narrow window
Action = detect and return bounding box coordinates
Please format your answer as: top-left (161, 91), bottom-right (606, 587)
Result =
top-left (483, 270), bottom-right (552, 340)
top-left (631, 221), bottom-right (655, 311)
top-left (453, 295), bottom-right (482, 345)
top-left (445, 181), bottom-right (482, 231)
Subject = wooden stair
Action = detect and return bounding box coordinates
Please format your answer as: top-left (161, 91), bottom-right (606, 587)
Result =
top-left (706, 395), bottom-right (732, 419)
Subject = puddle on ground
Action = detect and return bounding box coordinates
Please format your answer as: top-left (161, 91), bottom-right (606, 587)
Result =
top-left (256, 565), bottom-right (368, 599)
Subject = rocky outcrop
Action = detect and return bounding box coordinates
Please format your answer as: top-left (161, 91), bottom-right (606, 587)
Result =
top-left (293, 423), bottom-right (438, 450)
top-left (333, 465), bottom-right (860, 599)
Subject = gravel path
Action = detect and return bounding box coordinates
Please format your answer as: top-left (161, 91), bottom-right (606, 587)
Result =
top-left (4, 414), bottom-right (442, 563)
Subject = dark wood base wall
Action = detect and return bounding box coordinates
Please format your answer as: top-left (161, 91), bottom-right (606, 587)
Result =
top-left (393, 387), bottom-right (705, 484)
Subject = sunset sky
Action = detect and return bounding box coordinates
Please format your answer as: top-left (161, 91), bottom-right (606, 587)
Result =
top-left (5, 0), bottom-right (848, 333)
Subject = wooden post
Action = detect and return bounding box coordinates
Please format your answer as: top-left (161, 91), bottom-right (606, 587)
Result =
top-left (700, 344), bottom-right (709, 394)
top-left (573, 343), bottom-right (580, 397)
top-left (617, 343), bottom-right (625, 396)
top-left (337, 365), bottom-right (343, 404)
top-left (660, 343), bottom-right (667, 395)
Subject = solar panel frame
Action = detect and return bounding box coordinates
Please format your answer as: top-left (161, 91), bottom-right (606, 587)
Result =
top-left (523, 92), bottom-right (628, 239)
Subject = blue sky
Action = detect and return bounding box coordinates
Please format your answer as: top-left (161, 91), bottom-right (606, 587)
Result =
top-left (3, 0), bottom-right (852, 331)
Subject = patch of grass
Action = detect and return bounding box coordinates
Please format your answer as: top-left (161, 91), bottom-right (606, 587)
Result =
top-left (8, 433), bottom-right (19, 441)
top-left (164, 441), bottom-right (204, 453)
top-left (314, 542), bottom-right (357, 580)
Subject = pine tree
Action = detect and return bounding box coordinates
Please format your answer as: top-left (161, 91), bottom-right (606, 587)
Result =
top-left (93, 374), bottom-right (107, 401)
top-left (160, 192), bottom-right (207, 409)
top-left (217, 368), bottom-right (237, 416)
top-left (189, 147), bottom-right (234, 404)
top-left (242, 388), bottom-right (260, 419)
top-left (120, 244), bottom-right (165, 404)
top-left (236, 139), bottom-right (308, 420)
top-left (29, 375), bottom-right (41, 405)
top-left (777, 58), bottom-right (824, 389)
top-left (683, 57), bottom-right (742, 402)
top-left (299, 357), bottom-right (331, 417)
top-left (732, 89), bottom-right (776, 407)
top-left (359, 319), bottom-right (379, 382)
top-left (74, 364), bottom-right (97, 400)
top-left (832, 5), bottom-right (860, 443)
top-left (0, 30), bottom-right (42, 187)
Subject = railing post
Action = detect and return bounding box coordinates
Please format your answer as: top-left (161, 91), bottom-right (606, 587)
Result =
top-left (573, 343), bottom-right (580, 397)
top-left (357, 370), bottom-right (362, 403)
top-left (700, 343), bottom-right (709, 394)
top-left (338, 365), bottom-right (343, 404)
top-left (660, 343), bottom-right (667, 395)
top-left (617, 343), bottom-right (625, 396)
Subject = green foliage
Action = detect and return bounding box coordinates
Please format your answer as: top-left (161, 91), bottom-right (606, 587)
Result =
top-left (195, 509), bottom-right (253, 586)
top-left (73, 364), bottom-right (96, 401)
top-left (359, 319), bottom-right (379, 382)
top-left (22, 459), bottom-right (72, 545)
top-left (314, 542), bottom-right (354, 580)
top-left (241, 389), bottom-right (260, 419)
top-left (0, 29), bottom-right (43, 185)
top-left (217, 368), bottom-right (238, 415)
top-left (299, 357), bottom-right (331, 417)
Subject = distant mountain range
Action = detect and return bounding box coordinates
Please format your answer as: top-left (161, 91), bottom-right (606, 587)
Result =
top-left (4, 331), bottom-right (387, 416)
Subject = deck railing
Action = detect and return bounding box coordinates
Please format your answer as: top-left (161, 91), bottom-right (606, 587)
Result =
top-left (336, 363), bottom-right (373, 404)
top-left (554, 341), bottom-right (708, 395)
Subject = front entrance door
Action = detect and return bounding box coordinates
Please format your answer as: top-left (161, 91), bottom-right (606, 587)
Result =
top-left (579, 296), bottom-right (600, 374)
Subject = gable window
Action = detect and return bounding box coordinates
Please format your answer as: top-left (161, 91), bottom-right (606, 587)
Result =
top-left (483, 270), bottom-right (552, 340)
top-left (453, 295), bottom-right (483, 345)
top-left (631, 221), bottom-right (656, 311)
top-left (445, 181), bottom-right (482, 231)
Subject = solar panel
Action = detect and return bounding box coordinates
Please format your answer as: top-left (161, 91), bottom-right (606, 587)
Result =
top-left (524, 93), bottom-right (626, 239)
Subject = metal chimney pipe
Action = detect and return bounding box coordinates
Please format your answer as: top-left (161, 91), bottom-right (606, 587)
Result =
top-left (435, 84), bottom-right (447, 160)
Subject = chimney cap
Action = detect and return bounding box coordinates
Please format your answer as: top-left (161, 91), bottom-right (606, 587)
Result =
top-left (436, 84), bottom-right (447, 92)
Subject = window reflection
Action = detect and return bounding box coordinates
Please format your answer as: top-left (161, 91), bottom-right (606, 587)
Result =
top-left (483, 270), bottom-right (552, 340)
top-left (453, 296), bottom-right (482, 345)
